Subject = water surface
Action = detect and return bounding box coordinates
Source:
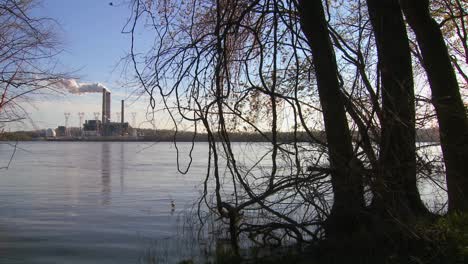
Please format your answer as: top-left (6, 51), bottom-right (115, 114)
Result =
top-left (0, 142), bottom-right (208, 264)
top-left (0, 141), bottom-right (446, 263)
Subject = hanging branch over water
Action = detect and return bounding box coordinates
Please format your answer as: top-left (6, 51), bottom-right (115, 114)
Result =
top-left (126, 0), bottom-right (467, 259)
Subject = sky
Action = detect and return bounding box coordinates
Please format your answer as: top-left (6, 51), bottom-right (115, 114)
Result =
top-left (14, 0), bottom-right (160, 131)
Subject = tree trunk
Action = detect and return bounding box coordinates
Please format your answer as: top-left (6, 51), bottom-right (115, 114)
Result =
top-left (366, 0), bottom-right (428, 219)
top-left (297, 0), bottom-right (365, 238)
top-left (400, 0), bottom-right (468, 212)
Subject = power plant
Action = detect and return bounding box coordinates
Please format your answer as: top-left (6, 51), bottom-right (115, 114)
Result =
top-left (79, 89), bottom-right (131, 137)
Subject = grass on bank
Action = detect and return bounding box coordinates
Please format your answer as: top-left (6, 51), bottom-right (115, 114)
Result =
top-left (167, 212), bottom-right (468, 264)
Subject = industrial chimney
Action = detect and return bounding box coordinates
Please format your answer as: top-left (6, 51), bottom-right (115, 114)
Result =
top-left (105, 91), bottom-right (111, 123)
top-left (121, 100), bottom-right (124, 136)
top-left (102, 88), bottom-right (106, 124)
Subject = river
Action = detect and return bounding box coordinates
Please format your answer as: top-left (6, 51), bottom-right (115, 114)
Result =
top-left (0, 141), bottom-right (446, 263)
top-left (0, 142), bottom-right (213, 264)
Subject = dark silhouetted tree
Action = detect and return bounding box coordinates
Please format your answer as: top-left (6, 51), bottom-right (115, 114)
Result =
top-left (400, 0), bottom-right (468, 212)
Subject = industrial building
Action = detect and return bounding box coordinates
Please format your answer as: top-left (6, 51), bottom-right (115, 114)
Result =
top-left (82, 120), bottom-right (101, 136)
top-left (56, 126), bottom-right (66, 137)
top-left (82, 88), bottom-right (132, 137)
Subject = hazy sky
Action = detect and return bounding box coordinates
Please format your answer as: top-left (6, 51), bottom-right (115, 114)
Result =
top-left (15, 0), bottom-right (159, 130)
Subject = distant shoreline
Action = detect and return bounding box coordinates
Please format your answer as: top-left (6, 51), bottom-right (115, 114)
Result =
top-left (0, 137), bottom-right (440, 144)
top-left (0, 128), bottom-right (441, 143)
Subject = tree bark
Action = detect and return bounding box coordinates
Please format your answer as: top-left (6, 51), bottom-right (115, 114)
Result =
top-left (400, 0), bottom-right (468, 212)
top-left (366, 0), bottom-right (428, 219)
top-left (297, 0), bottom-right (365, 238)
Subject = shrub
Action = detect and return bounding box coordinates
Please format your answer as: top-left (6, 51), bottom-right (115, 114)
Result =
top-left (414, 212), bottom-right (468, 263)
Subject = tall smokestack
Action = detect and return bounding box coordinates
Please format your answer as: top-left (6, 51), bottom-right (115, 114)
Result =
top-left (121, 100), bottom-right (124, 136)
top-left (105, 91), bottom-right (111, 123)
top-left (121, 100), bottom-right (124, 124)
top-left (102, 88), bottom-right (106, 124)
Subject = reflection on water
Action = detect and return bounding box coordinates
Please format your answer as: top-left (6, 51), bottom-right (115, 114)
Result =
top-left (0, 142), bottom-right (445, 263)
top-left (120, 142), bottom-right (124, 193)
top-left (0, 142), bottom-right (207, 264)
top-left (101, 142), bottom-right (111, 206)
top-left (100, 142), bottom-right (127, 205)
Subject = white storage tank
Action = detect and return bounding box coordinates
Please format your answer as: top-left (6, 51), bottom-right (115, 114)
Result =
top-left (45, 128), bottom-right (56, 138)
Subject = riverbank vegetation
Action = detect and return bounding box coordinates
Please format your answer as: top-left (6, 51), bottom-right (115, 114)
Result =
top-left (126, 0), bottom-right (467, 262)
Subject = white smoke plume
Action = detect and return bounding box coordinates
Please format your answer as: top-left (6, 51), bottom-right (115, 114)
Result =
top-left (56, 79), bottom-right (108, 94)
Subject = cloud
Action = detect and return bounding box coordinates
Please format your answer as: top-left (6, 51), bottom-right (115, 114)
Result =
top-left (56, 79), bottom-right (109, 94)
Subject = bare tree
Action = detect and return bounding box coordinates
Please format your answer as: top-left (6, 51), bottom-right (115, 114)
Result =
top-left (0, 0), bottom-right (66, 130)
top-left (400, 0), bottom-right (468, 212)
top-left (0, 0), bottom-right (67, 167)
top-left (366, 0), bottom-right (428, 219)
top-left (296, 0), bottom-right (365, 240)
top-left (126, 0), bottom-right (466, 260)
top-left (432, 0), bottom-right (468, 88)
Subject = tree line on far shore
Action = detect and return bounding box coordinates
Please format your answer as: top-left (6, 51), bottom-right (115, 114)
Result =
top-left (1, 127), bottom-right (441, 143)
